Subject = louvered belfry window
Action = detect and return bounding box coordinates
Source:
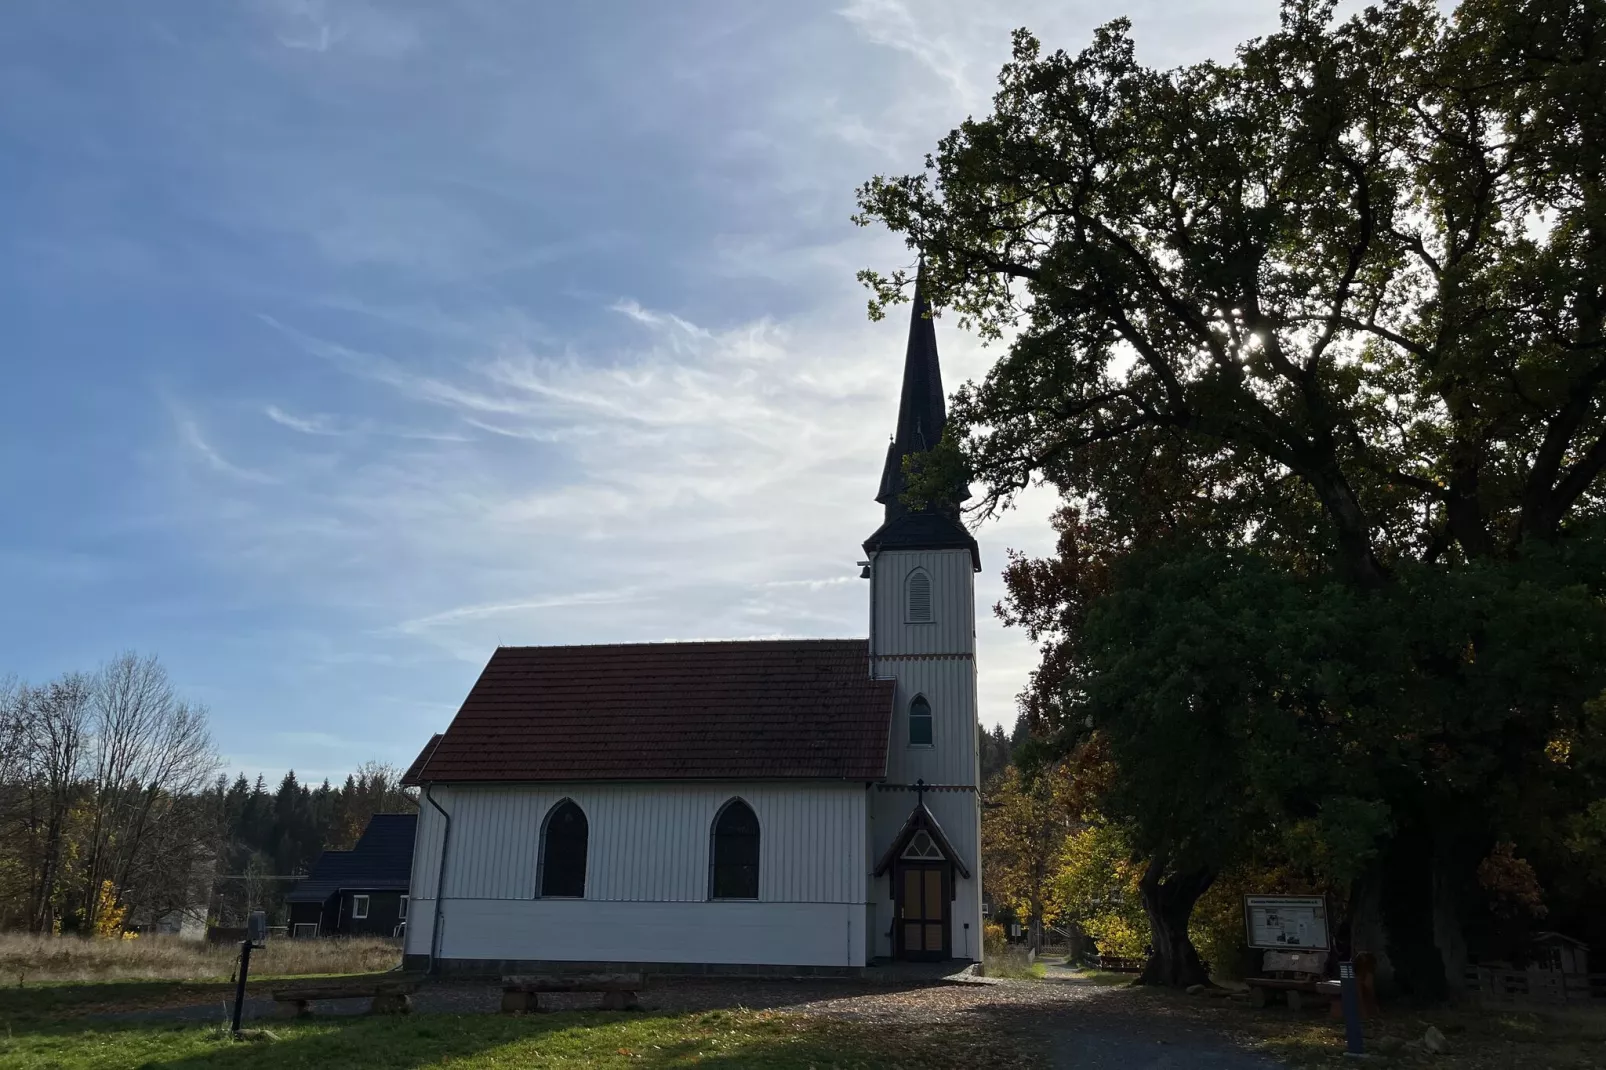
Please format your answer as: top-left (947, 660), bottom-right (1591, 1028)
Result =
top-left (710, 799), bottom-right (760, 900)
top-left (538, 799), bottom-right (588, 898)
top-left (909, 695), bottom-right (934, 746)
top-left (907, 569), bottom-right (933, 622)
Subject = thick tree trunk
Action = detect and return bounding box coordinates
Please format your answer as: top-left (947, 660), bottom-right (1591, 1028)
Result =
top-left (1431, 855), bottom-right (1467, 997)
top-left (1379, 823), bottom-right (1449, 1002)
top-left (1345, 865), bottom-right (1397, 996)
top-left (1136, 859), bottom-right (1214, 987)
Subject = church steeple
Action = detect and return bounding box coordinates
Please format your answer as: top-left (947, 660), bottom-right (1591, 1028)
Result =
top-left (875, 270), bottom-right (953, 515)
top-left (862, 266), bottom-right (980, 570)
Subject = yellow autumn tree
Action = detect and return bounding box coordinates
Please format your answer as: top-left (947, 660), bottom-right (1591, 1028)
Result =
top-left (91, 880), bottom-right (126, 937)
top-left (1052, 822), bottom-right (1148, 959)
top-left (982, 766), bottom-right (1069, 947)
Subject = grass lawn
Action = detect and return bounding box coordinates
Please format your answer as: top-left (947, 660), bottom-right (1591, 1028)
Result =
top-left (0, 983), bottom-right (1031, 1070)
top-left (0, 975), bottom-right (411, 1021)
top-left (1208, 993), bottom-right (1606, 1068)
top-left (1059, 968), bottom-right (1136, 987)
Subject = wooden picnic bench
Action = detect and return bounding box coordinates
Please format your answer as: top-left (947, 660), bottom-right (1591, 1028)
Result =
top-left (1094, 954), bottom-right (1144, 972)
top-left (1313, 954), bottom-right (1381, 1019)
top-left (1245, 949), bottom-right (1330, 1010)
top-left (271, 974), bottom-right (423, 1018)
top-left (501, 972), bottom-right (644, 1013)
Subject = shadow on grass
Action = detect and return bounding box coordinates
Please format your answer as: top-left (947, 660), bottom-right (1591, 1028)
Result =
top-left (2, 1007), bottom-right (1012, 1070)
top-left (0, 979), bottom-right (245, 1021)
top-left (0, 972), bottom-right (429, 1023)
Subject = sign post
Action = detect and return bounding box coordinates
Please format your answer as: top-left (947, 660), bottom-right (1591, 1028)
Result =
top-left (230, 910), bottom-right (268, 1036)
top-left (1339, 960), bottom-right (1365, 1057)
top-left (1243, 895), bottom-right (1330, 950)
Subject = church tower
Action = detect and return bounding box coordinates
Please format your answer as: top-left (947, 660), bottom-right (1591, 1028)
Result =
top-left (863, 274), bottom-right (983, 963)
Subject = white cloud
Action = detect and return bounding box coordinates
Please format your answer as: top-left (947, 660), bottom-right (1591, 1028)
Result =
top-left (202, 294), bottom-right (1061, 725)
top-left (260, 0), bottom-right (419, 59)
top-left (837, 0), bottom-right (980, 101)
top-left (394, 590), bottom-right (645, 637)
top-left (130, 0), bottom-right (1301, 758)
top-left (265, 405), bottom-right (340, 435)
top-left (171, 406), bottom-right (279, 484)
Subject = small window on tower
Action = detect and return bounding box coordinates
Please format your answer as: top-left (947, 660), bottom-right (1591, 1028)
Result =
top-left (909, 695), bottom-right (933, 746)
top-left (907, 569), bottom-right (933, 623)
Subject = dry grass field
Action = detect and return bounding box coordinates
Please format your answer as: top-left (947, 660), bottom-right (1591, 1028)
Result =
top-left (0, 932), bottom-right (402, 983)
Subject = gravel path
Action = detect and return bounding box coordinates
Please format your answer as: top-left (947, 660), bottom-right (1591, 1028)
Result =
top-left (1047, 1028), bottom-right (1285, 1070)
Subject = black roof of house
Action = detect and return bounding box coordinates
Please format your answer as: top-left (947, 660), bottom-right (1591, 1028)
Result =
top-left (866, 268), bottom-right (981, 570)
top-left (286, 812), bottom-right (417, 903)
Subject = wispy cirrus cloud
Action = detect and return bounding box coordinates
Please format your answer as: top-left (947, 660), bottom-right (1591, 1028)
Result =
top-left (265, 405), bottom-right (342, 435)
top-left (3, 0), bottom-right (1294, 776)
top-left (258, 0), bottom-right (421, 59)
top-left (171, 406), bottom-right (279, 484)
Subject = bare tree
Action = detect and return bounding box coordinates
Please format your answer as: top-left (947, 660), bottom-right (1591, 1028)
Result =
top-left (329, 761), bottom-right (416, 850)
top-left (80, 653), bottom-right (218, 930)
top-left (0, 675), bottom-right (28, 784)
top-left (0, 677), bottom-right (36, 927)
top-left (25, 674), bottom-right (92, 931)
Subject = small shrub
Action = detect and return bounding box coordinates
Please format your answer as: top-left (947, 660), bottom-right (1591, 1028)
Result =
top-left (983, 945), bottom-right (1039, 979)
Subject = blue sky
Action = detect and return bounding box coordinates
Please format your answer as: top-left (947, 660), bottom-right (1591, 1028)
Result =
top-left (1, 0), bottom-right (1291, 781)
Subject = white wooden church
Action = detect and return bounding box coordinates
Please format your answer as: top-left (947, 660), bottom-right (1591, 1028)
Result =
top-left (401, 286), bottom-right (984, 973)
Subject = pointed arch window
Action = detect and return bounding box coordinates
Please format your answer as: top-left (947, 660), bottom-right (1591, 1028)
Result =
top-left (537, 799), bottom-right (588, 898)
top-left (906, 569), bottom-right (933, 623)
top-left (709, 798), bottom-right (760, 900)
top-left (909, 695), bottom-right (934, 747)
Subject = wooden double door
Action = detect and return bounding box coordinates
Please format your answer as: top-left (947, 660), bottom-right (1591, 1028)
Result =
top-left (894, 863), bottom-right (949, 960)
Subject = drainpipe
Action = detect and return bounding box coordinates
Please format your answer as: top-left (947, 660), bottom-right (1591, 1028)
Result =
top-left (423, 783), bottom-right (453, 975)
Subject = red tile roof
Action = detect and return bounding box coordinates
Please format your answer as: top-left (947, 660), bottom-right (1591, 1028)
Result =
top-left (401, 733), bottom-right (443, 786)
top-left (404, 639), bottom-right (894, 784)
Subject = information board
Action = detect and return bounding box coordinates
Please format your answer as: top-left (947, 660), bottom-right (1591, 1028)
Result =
top-left (1243, 895), bottom-right (1330, 950)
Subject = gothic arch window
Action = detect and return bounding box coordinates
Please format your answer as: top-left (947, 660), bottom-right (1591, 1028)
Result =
top-left (709, 798), bottom-right (760, 900)
top-left (909, 695), bottom-right (934, 747)
top-left (906, 568), bottom-right (933, 623)
top-left (537, 799), bottom-right (588, 898)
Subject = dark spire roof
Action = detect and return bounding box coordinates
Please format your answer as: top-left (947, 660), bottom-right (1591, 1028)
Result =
top-left (864, 267), bottom-right (980, 569)
top-left (875, 271), bottom-right (955, 509)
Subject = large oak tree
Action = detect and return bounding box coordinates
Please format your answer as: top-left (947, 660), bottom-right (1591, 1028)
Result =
top-left (857, 0), bottom-right (1606, 989)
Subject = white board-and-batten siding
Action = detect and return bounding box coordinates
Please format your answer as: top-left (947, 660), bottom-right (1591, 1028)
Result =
top-left (407, 781), bottom-right (870, 967)
top-left (869, 549), bottom-right (976, 659)
top-left (865, 546), bottom-right (985, 963)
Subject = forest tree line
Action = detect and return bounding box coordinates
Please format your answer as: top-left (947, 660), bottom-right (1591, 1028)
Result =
top-left (0, 652), bottom-right (415, 935)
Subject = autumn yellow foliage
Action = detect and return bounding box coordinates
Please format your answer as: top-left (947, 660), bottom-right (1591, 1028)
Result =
top-left (1052, 823), bottom-right (1148, 958)
top-left (981, 766), bottom-right (1069, 934)
top-left (90, 881), bottom-right (126, 938)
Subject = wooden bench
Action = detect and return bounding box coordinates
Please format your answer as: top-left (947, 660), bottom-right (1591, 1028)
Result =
top-left (271, 975), bottom-right (423, 1018)
top-left (1246, 949), bottom-right (1330, 1010)
top-left (1314, 954), bottom-right (1381, 1019)
top-left (1094, 955), bottom-right (1144, 973)
top-left (501, 973), bottom-right (644, 1013)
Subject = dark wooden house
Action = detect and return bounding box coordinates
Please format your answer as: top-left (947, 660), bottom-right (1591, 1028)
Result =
top-left (287, 813), bottom-right (417, 938)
